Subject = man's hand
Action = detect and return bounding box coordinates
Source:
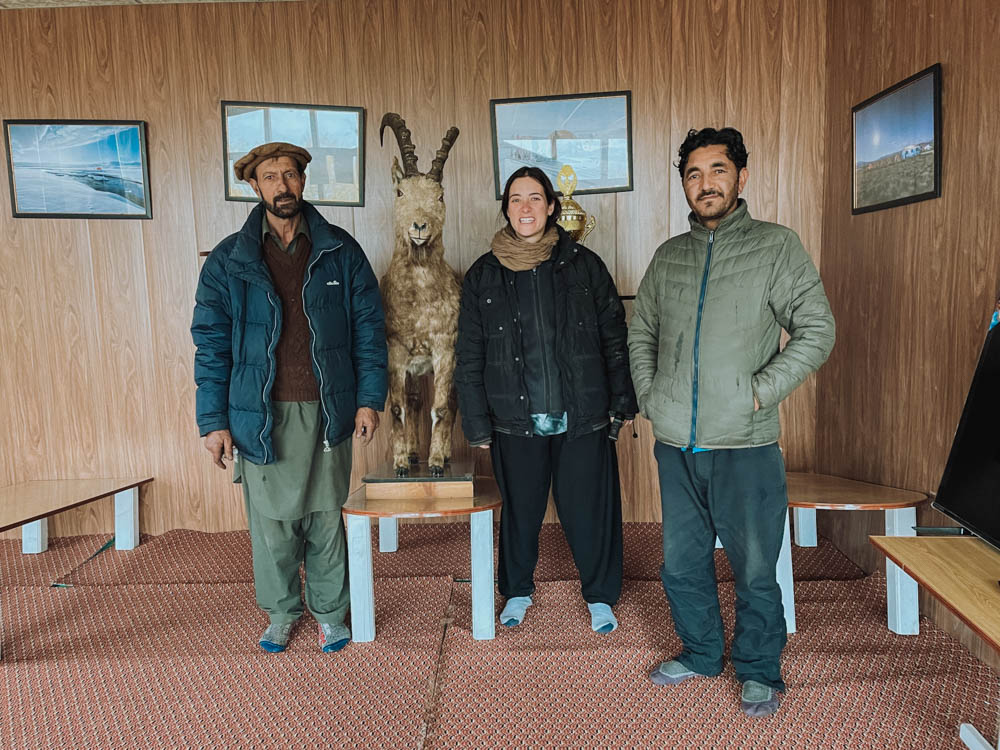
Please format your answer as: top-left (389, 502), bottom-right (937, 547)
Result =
top-left (354, 407), bottom-right (379, 446)
top-left (204, 429), bottom-right (233, 469)
top-left (753, 395), bottom-right (760, 412)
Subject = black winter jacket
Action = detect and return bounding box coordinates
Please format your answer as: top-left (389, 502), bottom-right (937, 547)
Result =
top-left (455, 227), bottom-right (638, 444)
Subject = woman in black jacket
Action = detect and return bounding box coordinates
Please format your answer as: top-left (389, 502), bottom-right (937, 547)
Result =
top-left (455, 166), bottom-right (638, 632)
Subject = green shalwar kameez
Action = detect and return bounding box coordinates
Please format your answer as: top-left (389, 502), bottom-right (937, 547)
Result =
top-left (235, 221), bottom-right (353, 627)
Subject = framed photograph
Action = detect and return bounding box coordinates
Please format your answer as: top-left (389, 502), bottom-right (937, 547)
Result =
top-left (222, 101), bottom-right (365, 207)
top-left (490, 90), bottom-right (633, 199)
top-left (852, 63), bottom-right (941, 214)
top-left (3, 119), bottom-right (151, 219)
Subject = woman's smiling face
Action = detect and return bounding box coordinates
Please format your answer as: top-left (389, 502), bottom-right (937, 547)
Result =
top-left (506, 176), bottom-right (555, 243)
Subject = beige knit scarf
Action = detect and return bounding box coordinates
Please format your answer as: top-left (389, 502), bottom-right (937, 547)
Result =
top-left (490, 225), bottom-right (559, 271)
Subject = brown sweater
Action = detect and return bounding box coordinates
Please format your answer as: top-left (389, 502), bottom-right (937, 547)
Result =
top-left (263, 234), bottom-right (321, 402)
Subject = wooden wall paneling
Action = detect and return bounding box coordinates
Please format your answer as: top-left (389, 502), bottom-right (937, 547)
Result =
top-left (130, 5), bottom-right (215, 534)
top-left (301, 0), bottom-right (356, 236)
top-left (0, 11), bottom-right (47, 498)
top-left (667, 0), bottom-right (729, 239)
top-left (565, 0), bottom-right (619, 281)
top-left (0, 0), bottom-right (833, 536)
top-left (774, 0), bottom-right (825, 472)
top-left (725, 0), bottom-right (782, 226)
top-left (181, 3), bottom-right (256, 258)
top-left (815, 0), bottom-right (884, 480)
top-left (614, 0), bottom-right (670, 297)
top-left (451, 0), bottom-right (506, 276)
top-left (612, 0), bottom-right (671, 523)
top-left (448, 0), bottom-right (506, 479)
top-left (335, 0), bottom-right (396, 279)
top-left (29, 10), bottom-right (106, 512)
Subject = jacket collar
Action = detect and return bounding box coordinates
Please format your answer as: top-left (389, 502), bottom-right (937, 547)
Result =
top-left (228, 201), bottom-right (343, 284)
top-left (687, 199), bottom-right (752, 241)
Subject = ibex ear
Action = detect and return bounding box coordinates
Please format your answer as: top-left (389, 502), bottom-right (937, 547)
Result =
top-left (391, 157), bottom-right (404, 186)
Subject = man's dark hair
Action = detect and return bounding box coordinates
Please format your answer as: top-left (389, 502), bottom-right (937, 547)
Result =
top-left (500, 166), bottom-right (562, 230)
top-left (676, 127), bottom-right (749, 177)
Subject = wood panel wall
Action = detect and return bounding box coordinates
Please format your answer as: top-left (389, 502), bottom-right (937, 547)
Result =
top-left (0, 0), bottom-right (827, 538)
top-left (817, 0), bottom-right (1000, 669)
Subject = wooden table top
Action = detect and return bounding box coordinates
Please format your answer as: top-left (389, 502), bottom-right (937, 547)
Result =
top-left (787, 472), bottom-right (929, 510)
top-left (0, 477), bottom-right (153, 533)
top-left (342, 478), bottom-right (502, 519)
top-left (871, 535), bottom-right (1000, 653)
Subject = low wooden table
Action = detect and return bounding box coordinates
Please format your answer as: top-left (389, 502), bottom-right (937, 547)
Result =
top-left (787, 472), bottom-right (929, 634)
top-left (871, 535), bottom-right (1000, 749)
top-left (342, 468), bottom-right (501, 642)
top-left (0, 477), bottom-right (153, 552)
top-left (0, 476), bottom-right (153, 660)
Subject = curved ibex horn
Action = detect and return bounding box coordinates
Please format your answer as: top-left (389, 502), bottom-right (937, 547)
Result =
top-left (427, 126), bottom-right (460, 183)
top-left (380, 112), bottom-right (420, 177)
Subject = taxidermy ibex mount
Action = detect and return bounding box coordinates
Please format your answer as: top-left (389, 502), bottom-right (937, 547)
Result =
top-left (379, 112), bottom-right (461, 477)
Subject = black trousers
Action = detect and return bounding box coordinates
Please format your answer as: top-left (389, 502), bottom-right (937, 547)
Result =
top-left (654, 442), bottom-right (788, 691)
top-left (491, 428), bottom-right (623, 604)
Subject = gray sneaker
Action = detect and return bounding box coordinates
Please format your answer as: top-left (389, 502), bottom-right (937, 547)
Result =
top-left (741, 680), bottom-right (780, 717)
top-left (259, 622), bottom-right (294, 653)
top-left (649, 659), bottom-right (704, 686)
top-left (319, 622), bottom-right (351, 653)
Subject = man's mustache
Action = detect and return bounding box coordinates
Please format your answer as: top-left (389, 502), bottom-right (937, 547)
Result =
top-left (698, 190), bottom-right (723, 200)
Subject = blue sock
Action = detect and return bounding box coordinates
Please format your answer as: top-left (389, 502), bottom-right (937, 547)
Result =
top-left (587, 602), bottom-right (618, 633)
top-left (499, 596), bottom-right (532, 627)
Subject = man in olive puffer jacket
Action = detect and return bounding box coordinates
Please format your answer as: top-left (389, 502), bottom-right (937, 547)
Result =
top-left (628, 127), bottom-right (834, 717)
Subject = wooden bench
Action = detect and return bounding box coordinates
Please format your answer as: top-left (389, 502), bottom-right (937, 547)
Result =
top-left (0, 477), bottom-right (154, 553)
top-left (871, 535), bottom-right (1000, 749)
top-left (342, 466), bottom-right (501, 642)
top-left (788, 472), bottom-right (929, 634)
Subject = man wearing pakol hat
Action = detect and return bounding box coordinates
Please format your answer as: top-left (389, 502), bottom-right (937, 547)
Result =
top-left (192, 142), bottom-right (387, 653)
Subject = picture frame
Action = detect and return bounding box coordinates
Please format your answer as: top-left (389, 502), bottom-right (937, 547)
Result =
top-left (852, 63), bottom-right (941, 214)
top-left (222, 100), bottom-right (365, 207)
top-left (3, 119), bottom-right (152, 219)
top-left (490, 90), bottom-right (633, 200)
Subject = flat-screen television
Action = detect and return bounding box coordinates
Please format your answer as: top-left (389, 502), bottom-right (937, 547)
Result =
top-left (933, 302), bottom-right (1000, 552)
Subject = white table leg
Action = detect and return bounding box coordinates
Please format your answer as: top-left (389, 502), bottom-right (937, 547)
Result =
top-left (22, 518), bottom-right (48, 554)
top-left (346, 515), bottom-right (375, 642)
top-left (378, 517), bottom-right (398, 553)
top-left (958, 723), bottom-right (995, 750)
top-left (470, 509), bottom-right (495, 641)
top-left (792, 507), bottom-right (818, 547)
top-left (114, 487), bottom-right (139, 550)
top-left (885, 506), bottom-right (919, 635)
top-left (776, 511), bottom-right (796, 634)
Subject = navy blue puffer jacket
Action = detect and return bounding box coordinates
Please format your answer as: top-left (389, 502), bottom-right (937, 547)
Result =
top-left (192, 202), bottom-right (388, 464)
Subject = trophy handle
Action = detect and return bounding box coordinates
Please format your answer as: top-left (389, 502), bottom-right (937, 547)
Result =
top-left (582, 214), bottom-right (596, 242)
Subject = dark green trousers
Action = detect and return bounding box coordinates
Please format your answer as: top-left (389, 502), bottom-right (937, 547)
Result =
top-left (654, 442), bottom-right (788, 691)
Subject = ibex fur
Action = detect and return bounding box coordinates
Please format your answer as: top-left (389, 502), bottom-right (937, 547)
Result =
top-left (379, 112), bottom-right (461, 477)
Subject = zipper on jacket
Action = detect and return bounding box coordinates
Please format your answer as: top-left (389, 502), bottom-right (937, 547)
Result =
top-left (688, 231), bottom-right (714, 449)
top-left (260, 292), bottom-right (280, 462)
top-left (531, 267), bottom-right (553, 410)
top-left (302, 248), bottom-right (335, 451)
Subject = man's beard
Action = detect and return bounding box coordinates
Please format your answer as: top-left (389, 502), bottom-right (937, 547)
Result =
top-left (264, 193), bottom-right (302, 219)
top-left (694, 190), bottom-right (737, 222)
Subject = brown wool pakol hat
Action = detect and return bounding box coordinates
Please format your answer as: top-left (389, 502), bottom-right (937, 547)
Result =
top-left (233, 142), bottom-right (312, 182)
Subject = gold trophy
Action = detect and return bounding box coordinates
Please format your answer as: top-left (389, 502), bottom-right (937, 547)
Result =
top-left (556, 164), bottom-right (596, 243)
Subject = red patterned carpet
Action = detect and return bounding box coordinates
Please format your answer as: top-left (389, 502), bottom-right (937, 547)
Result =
top-left (0, 526), bottom-right (995, 749)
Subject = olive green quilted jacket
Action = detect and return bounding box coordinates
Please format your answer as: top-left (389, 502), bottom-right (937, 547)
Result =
top-left (628, 201), bottom-right (834, 449)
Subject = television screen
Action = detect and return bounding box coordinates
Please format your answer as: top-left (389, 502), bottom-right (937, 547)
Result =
top-left (933, 303), bottom-right (1000, 553)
